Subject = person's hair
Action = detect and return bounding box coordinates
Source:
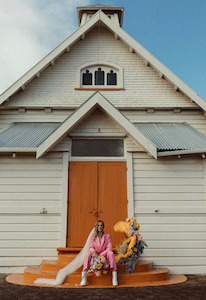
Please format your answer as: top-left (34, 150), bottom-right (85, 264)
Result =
top-left (93, 220), bottom-right (104, 240)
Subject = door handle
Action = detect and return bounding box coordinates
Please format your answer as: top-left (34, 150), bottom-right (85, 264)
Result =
top-left (94, 211), bottom-right (99, 218)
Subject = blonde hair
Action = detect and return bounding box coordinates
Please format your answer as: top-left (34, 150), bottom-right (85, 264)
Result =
top-left (93, 220), bottom-right (104, 240)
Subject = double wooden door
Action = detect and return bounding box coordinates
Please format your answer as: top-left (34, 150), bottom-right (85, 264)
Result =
top-left (67, 162), bottom-right (127, 248)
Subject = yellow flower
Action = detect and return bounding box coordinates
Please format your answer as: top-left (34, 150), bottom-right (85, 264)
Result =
top-left (96, 263), bottom-right (103, 270)
top-left (103, 270), bottom-right (108, 275)
top-left (133, 247), bottom-right (137, 252)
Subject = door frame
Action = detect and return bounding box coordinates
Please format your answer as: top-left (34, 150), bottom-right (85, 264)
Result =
top-left (59, 152), bottom-right (134, 247)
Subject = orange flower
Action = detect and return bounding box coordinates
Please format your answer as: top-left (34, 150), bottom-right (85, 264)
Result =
top-left (96, 263), bottom-right (103, 269)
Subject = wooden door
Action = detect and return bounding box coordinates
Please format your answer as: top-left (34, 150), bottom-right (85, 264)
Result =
top-left (98, 162), bottom-right (127, 246)
top-left (67, 162), bottom-right (98, 247)
top-left (67, 162), bottom-right (127, 248)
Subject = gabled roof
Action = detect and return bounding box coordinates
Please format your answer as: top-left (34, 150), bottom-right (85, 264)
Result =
top-left (36, 92), bottom-right (157, 159)
top-left (0, 9), bottom-right (206, 111)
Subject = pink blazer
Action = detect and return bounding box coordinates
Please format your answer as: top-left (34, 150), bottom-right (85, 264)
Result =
top-left (89, 233), bottom-right (112, 257)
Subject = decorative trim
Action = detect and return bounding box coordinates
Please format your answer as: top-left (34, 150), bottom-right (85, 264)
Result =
top-left (158, 149), bottom-right (206, 157)
top-left (76, 61), bottom-right (124, 88)
top-left (74, 88), bottom-right (125, 91)
top-left (127, 152), bottom-right (134, 218)
top-left (36, 92), bottom-right (157, 159)
top-left (0, 10), bottom-right (205, 111)
top-left (60, 152), bottom-right (69, 246)
top-left (69, 133), bottom-right (126, 137)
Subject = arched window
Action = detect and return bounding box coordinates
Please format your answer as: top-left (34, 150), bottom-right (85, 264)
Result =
top-left (107, 70), bottom-right (117, 85)
top-left (82, 70), bottom-right (92, 85)
top-left (95, 68), bottom-right (105, 85)
top-left (77, 63), bottom-right (123, 89)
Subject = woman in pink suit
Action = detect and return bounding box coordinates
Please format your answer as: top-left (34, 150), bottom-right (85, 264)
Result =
top-left (80, 220), bottom-right (118, 286)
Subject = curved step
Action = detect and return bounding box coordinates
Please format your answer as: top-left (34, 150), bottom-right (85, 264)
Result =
top-left (57, 253), bottom-right (76, 264)
top-left (42, 259), bottom-right (153, 274)
top-left (41, 260), bottom-right (82, 274)
top-left (24, 267), bottom-right (56, 283)
top-left (87, 268), bottom-right (170, 285)
top-left (24, 266), bottom-right (169, 285)
top-left (117, 260), bottom-right (153, 273)
top-left (7, 272), bottom-right (187, 288)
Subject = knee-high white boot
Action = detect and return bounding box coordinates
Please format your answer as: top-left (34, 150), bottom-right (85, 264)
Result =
top-left (112, 270), bottom-right (118, 286)
top-left (80, 270), bottom-right (87, 286)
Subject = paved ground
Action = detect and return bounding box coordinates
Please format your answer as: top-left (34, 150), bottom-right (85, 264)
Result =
top-left (1, 274), bottom-right (206, 300)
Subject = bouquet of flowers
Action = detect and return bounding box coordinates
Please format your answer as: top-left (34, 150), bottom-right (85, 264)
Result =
top-left (88, 255), bottom-right (110, 277)
top-left (115, 217), bottom-right (148, 273)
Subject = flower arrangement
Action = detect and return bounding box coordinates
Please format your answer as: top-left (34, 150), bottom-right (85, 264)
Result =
top-left (88, 255), bottom-right (110, 277)
top-left (114, 217), bottom-right (148, 273)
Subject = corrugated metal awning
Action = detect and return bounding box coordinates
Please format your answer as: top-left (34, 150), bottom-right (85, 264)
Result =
top-left (1, 121), bottom-right (206, 158)
top-left (0, 122), bottom-right (60, 149)
top-left (135, 123), bottom-right (206, 152)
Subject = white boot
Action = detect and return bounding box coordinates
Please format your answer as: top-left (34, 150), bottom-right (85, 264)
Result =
top-left (112, 270), bottom-right (118, 286)
top-left (80, 270), bottom-right (87, 286)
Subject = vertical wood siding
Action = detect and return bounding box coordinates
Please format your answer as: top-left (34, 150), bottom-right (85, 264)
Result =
top-left (0, 153), bottom-right (64, 272)
top-left (133, 152), bottom-right (206, 274)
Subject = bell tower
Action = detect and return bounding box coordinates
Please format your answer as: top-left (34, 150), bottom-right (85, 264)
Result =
top-left (77, 4), bottom-right (124, 27)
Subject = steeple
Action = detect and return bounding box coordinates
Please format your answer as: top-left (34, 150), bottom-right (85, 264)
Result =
top-left (77, 4), bottom-right (124, 27)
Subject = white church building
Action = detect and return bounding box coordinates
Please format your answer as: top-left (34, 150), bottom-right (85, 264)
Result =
top-left (1, 5), bottom-right (206, 275)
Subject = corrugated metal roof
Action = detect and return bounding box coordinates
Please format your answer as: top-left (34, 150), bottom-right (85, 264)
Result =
top-left (1, 121), bottom-right (206, 154)
top-left (135, 123), bottom-right (206, 152)
top-left (0, 123), bottom-right (60, 149)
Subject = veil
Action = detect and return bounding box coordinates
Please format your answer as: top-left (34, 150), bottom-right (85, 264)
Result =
top-left (35, 228), bottom-right (94, 285)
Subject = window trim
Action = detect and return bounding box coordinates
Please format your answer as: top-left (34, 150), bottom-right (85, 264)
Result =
top-left (70, 137), bottom-right (126, 159)
top-left (71, 138), bottom-right (124, 157)
top-left (76, 61), bottom-right (124, 89)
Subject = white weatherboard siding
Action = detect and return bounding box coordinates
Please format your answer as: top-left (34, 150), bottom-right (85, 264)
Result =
top-left (133, 153), bottom-right (206, 274)
top-left (1, 109), bottom-right (206, 135)
top-left (69, 109), bottom-right (144, 153)
top-left (70, 108), bottom-right (124, 135)
top-left (6, 26), bottom-right (196, 109)
top-left (0, 110), bottom-right (73, 132)
top-left (123, 110), bottom-right (206, 135)
top-left (0, 153), bottom-right (65, 273)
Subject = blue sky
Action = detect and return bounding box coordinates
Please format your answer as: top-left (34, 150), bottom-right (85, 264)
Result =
top-left (0, 0), bottom-right (206, 100)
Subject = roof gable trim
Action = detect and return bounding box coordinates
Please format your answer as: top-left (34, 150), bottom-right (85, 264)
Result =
top-left (0, 10), bottom-right (102, 104)
top-left (36, 92), bottom-right (157, 159)
top-left (1, 9), bottom-right (205, 111)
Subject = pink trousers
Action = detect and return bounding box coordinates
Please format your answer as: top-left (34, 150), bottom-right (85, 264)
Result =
top-left (83, 250), bottom-right (117, 271)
